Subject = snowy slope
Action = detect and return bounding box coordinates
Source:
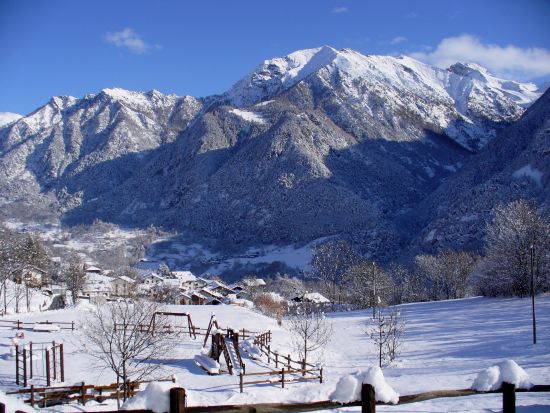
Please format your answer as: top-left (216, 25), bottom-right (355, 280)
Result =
top-left (228, 46), bottom-right (539, 151)
top-left (0, 295), bottom-right (549, 411)
top-left (0, 112), bottom-right (22, 127)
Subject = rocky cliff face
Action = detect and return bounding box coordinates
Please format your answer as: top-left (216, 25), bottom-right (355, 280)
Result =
top-left (0, 46), bottom-right (545, 261)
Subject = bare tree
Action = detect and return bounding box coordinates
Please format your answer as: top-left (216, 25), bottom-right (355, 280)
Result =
top-left (477, 200), bottom-right (550, 297)
top-left (368, 308), bottom-right (405, 367)
top-left (310, 240), bottom-right (361, 305)
top-left (344, 261), bottom-right (394, 315)
top-left (415, 249), bottom-right (477, 301)
top-left (286, 305), bottom-right (333, 366)
top-left (82, 299), bottom-right (176, 406)
top-left (63, 255), bottom-right (86, 305)
top-left (253, 293), bottom-right (288, 325)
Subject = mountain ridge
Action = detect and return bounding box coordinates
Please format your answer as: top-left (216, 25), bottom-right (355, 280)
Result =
top-left (0, 46), bottom-right (547, 266)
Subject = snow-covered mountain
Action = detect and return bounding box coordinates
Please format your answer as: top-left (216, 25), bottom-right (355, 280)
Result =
top-left (0, 46), bottom-right (545, 264)
top-left (228, 46), bottom-right (540, 151)
top-left (0, 112), bottom-right (22, 127)
top-left (408, 87), bottom-right (550, 255)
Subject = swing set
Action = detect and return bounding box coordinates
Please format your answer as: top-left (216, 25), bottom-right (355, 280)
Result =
top-left (15, 341), bottom-right (64, 387)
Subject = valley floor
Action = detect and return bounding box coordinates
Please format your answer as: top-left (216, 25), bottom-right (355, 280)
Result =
top-left (1, 295), bottom-right (549, 412)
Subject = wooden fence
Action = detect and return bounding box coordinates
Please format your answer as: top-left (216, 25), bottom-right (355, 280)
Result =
top-left (2, 383), bottom-right (549, 413)
top-left (252, 334), bottom-right (317, 372)
top-left (238, 366), bottom-right (323, 393)
top-left (6, 378), bottom-right (176, 408)
top-left (0, 319), bottom-right (75, 331)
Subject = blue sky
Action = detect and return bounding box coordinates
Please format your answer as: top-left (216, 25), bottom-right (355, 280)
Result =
top-left (1, 0), bottom-right (549, 115)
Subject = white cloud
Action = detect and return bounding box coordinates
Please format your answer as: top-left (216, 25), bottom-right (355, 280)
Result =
top-left (104, 28), bottom-right (159, 54)
top-left (389, 36), bottom-right (408, 45)
top-left (411, 34), bottom-right (550, 80)
top-left (331, 6), bottom-right (349, 14)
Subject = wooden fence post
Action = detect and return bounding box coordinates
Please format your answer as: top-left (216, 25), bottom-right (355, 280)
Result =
top-left (361, 383), bottom-right (376, 413)
top-left (29, 342), bottom-right (33, 379)
top-left (23, 347), bottom-right (27, 387)
top-left (170, 387), bottom-right (186, 413)
top-left (302, 359), bottom-right (306, 376)
top-left (81, 381), bottom-right (86, 405)
top-left (287, 354), bottom-right (291, 369)
top-left (320, 367), bottom-right (323, 384)
top-left (15, 344), bottom-right (19, 385)
top-left (52, 341), bottom-right (57, 381)
top-left (281, 368), bottom-right (285, 388)
top-left (72, 321), bottom-right (75, 331)
top-left (267, 345), bottom-right (271, 364)
top-left (45, 349), bottom-right (51, 387)
top-left (0, 402), bottom-right (5, 413)
top-left (275, 352), bottom-right (278, 368)
top-left (239, 372), bottom-right (244, 393)
top-left (30, 385), bottom-right (35, 408)
top-left (502, 382), bottom-right (516, 413)
top-left (60, 343), bottom-right (65, 382)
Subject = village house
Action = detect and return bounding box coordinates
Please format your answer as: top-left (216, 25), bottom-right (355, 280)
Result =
top-left (110, 276), bottom-right (136, 297)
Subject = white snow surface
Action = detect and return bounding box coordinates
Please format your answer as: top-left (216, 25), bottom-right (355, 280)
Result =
top-left (227, 46), bottom-right (541, 111)
top-left (122, 381), bottom-right (177, 412)
top-left (0, 112), bottom-right (22, 127)
top-left (0, 296), bottom-right (549, 412)
top-left (472, 360), bottom-right (533, 391)
top-left (330, 367), bottom-right (399, 404)
top-left (229, 108), bottom-right (266, 124)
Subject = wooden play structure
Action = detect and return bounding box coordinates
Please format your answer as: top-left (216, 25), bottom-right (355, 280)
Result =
top-left (197, 314), bottom-right (251, 375)
top-left (114, 311), bottom-right (198, 338)
top-left (15, 341), bottom-right (64, 387)
top-left (153, 311), bottom-right (197, 338)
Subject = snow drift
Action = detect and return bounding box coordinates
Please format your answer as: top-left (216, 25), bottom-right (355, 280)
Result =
top-left (330, 367), bottom-right (399, 404)
top-left (472, 360), bottom-right (533, 391)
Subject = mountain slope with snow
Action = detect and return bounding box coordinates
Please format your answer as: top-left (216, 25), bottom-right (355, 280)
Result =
top-left (0, 46), bottom-right (545, 264)
top-left (0, 112), bottom-right (22, 127)
top-left (409, 88), bottom-right (550, 255)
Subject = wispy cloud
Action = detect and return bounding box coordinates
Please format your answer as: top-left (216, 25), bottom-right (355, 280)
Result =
top-left (404, 12), bottom-right (418, 19)
top-left (410, 34), bottom-right (550, 80)
top-left (331, 6), bottom-right (349, 14)
top-left (389, 36), bottom-right (408, 45)
top-left (104, 28), bottom-right (160, 54)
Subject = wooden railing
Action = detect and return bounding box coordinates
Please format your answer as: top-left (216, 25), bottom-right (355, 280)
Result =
top-left (238, 366), bottom-right (323, 393)
top-left (0, 319), bottom-right (75, 331)
top-left (4, 383), bottom-right (548, 413)
top-left (6, 378), bottom-right (176, 408)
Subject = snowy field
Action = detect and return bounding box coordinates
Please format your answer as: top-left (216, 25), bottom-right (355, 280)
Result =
top-left (0, 295), bottom-right (549, 412)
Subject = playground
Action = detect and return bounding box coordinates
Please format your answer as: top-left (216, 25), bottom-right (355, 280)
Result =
top-left (1, 297), bottom-right (550, 411)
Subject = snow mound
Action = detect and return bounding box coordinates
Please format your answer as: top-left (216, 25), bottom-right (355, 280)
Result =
top-left (33, 323), bottom-right (61, 332)
top-left (330, 367), bottom-right (399, 404)
top-left (122, 381), bottom-right (179, 413)
top-left (194, 354), bottom-right (220, 374)
top-left (241, 337), bottom-right (263, 360)
top-left (472, 360), bottom-right (533, 391)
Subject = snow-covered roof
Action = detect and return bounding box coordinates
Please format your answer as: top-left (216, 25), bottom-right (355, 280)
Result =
top-left (207, 280), bottom-right (234, 292)
top-left (85, 265), bottom-right (102, 272)
top-left (201, 288), bottom-right (224, 300)
top-left (243, 278), bottom-right (266, 287)
top-left (116, 276), bottom-right (135, 284)
top-left (303, 292), bottom-right (330, 304)
top-left (172, 271), bottom-right (196, 283)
